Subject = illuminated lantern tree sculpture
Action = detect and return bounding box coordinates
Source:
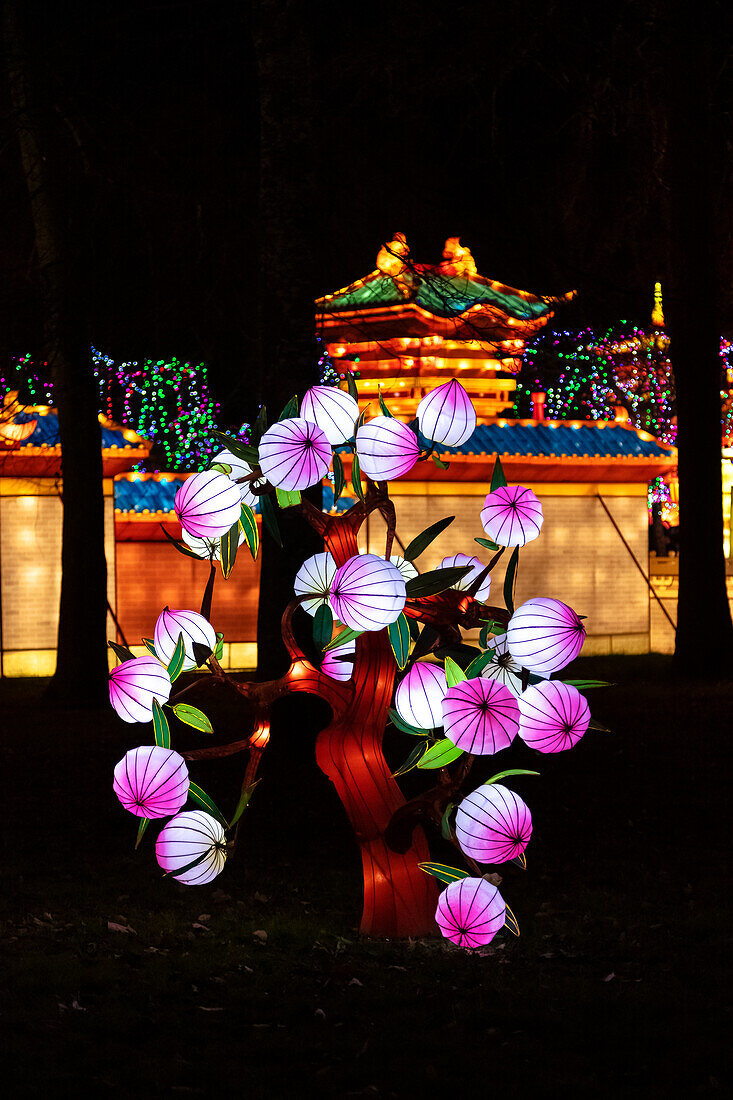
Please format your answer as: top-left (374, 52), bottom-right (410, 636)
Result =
top-left (109, 377), bottom-right (606, 943)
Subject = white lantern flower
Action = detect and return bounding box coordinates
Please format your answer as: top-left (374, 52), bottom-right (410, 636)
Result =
top-left (507, 597), bottom-right (586, 675)
top-left (395, 661), bottom-right (447, 729)
top-left (293, 552), bottom-right (338, 616)
top-left (174, 470), bottom-right (242, 540)
top-left (329, 553), bottom-right (406, 631)
top-left (211, 448), bottom-right (258, 509)
top-left (155, 810), bottom-right (227, 885)
top-left (390, 555), bottom-right (418, 582)
top-left (417, 379), bottom-right (476, 447)
top-left (355, 416), bottom-right (419, 480)
top-left (181, 527), bottom-right (245, 562)
top-left (300, 385), bottom-right (360, 446)
top-left (154, 607), bottom-right (217, 671)
top-left (257, 417), bottom-right (331, 491)
top-left (480, 633), bottom-right (549, 696)
top-left (439, 553), bottom-right (491, 602)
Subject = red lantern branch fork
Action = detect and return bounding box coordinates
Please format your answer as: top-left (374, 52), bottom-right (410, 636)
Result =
top-left (175, 483), bottom-right (494, 938)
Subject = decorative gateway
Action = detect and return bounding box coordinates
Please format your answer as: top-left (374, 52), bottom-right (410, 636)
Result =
top-left (109, 377), bottom-right (608, 946)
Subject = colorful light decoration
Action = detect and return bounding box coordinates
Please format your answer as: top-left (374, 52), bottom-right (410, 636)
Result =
top-left (395, 661), bottom-right (447, 729)
top-left (293, 552), bottom-right (338, 616)
top-left (355, 416), bottom-right (420, 480)
top-left (155, 810), bottom-right (227, 885)
top-left (518, 681), bottom-right (590, 753)
top-left (417, 379), bottom-right (477, 447)
top-left (108, 656), bottom-right (172, 723)
top-left (442, 678), bottom-right (520, 755)
top-left (480, 485), bottom-right (544, 547)
top-left (154, 608), bottom-right (217, 671)
top-left (257, 417), bottom-right (331, 491)
top-left (435, 877), bottom-right (506, 948)
top-left (329, 553), bottom-right (406, 630)
top-left (439, 553), bottom-right (492, 602)
top-left (455, 783), bottom-right (532, 864)
top-left (300, 385), bottom-right (360, 445)
top-left (506, 597), bottom-right (586, 675)
top-left (113, 745), bottom-right (189, 818)
top-left (174, 470), bottom-right (242, 539)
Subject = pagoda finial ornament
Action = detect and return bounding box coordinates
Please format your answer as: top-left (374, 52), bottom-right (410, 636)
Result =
top-left (376, 233), bottom-right (414, 298)
top-left (652, 281), bottom-right (665, 328)
top-left (442, 237), bottom-right (477, 278)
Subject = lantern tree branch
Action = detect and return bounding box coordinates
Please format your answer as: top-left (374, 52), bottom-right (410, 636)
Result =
top-left (384, 752), bottom-right (476, 855)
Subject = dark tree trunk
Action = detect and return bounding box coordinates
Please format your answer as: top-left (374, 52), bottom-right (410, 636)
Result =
top-left (4, 3), bottom-right (108, 703)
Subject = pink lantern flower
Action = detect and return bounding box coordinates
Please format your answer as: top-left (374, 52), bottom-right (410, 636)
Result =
top-left (439, 553), bottom-right (491, 602)
top-left (181, 527), bottom-right (244, 562)
top-left (395, 661), bottom-right (447, 729)
top-left (480, 484), bottom-right (544, 547)
top-left (154, 607), bottom-right (217, 671)
top-left (435, 877), bottom-right (506, 948)
top-left (293, 552), bottom-right (338, 616)
top-left (455, 783), bottom-right (532, 864)
top-left (174, 470), bottom-right (242, 540)
top-left (355, 416), bottom-right (419, 481)
top-left (300, 385), bottom-right (360, 446)
top-left (211, 448), bottom-right (259, 509)
top-left (507, 597), bottom-right (586, 675)
top-left (518, 680), bottom-right (590, 753)
top-left (417, 379), bottom-right (477, 447)
top-left (390, 555), bottom-right (418, 582)
top-left (329, 553), bottom-right (406, 631)
top-left (109, 655), bottom-right (171, 724)
top-left (321, 636), bottom-right (356, 681)
top-left (155, 809), bottom-right (227, 885)
top-left (442, 677), bottom-right (519, 755)
top-left (257, 417), bottom-right (331, 491)
top-left (113, 745), bottom-right (189, 818)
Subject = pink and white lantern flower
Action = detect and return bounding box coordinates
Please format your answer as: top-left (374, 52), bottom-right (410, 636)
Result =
top-left (507, 597), bottom-right (586, 675)
top-left (435, 877), bottom-right (506, 949)
top-left (329, 553), bottom-right (406, 631)
top-left (390, 555), bottom-right (418, 582)
top-left (109, 655), bottom-right (171, 724)
top-left (480, 484), bottom-right (544, 547)
top-left (417, 379), bottom-right (476, 447)
top-left (395, 661), bottom-right (447, 730)
top-left (293, 552), bottom-right (337, 616)
top-left (211, 448), bottom-right (259, 509)
top-left (300, 385), bottom-right (360, 446)
top-left (321, 635), bottom-right (356, 681)
top-left (113, 745), bottom-right (189, 819)
top-left (174, 470), bottom-right (242, 540)
top-left (455, 783), bottom-right (532, 864)
top-left (442, 677), bottom-right (519, 755)
top-left (480, 633), bottom-right (530, 696)
top-left (257, 417), bottom-right (331, 491)
top-left (155, 809), bottom-right (227, 885)
top-left (181, 527), bottom-right (244, 562)
top-left (440, 553), bottom-right (491, 602)
top-left (154, 607), bottom-right (217, 672)
top-left (355, 416), bottom-right (419, 481)
top-left (518, 680), bottom-right (590, 753)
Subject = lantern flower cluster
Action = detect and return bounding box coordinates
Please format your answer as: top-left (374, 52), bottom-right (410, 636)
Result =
top-left (258, 417), bottom-right (331, 491)
top-left (329, 553), bottom-right (406, 630)
top-left (294, 552), bottom-right (337, 616)
top-left (395, 661), bottom-right (447, 729)
top-left (455, 783), bottom-right (532, 864)
top-left (506, 597), bottom-right (586, 675)
top-left (518, 680), bottom-right (590, 752)
top-left (211, 447), bottom-right (259, 509)
top-left (442, 677), bottom-right (519, 755)
top-left (154, 607), bottom-right (216, 671)
top-left (417, 379), bottom-right (476, 447)
top-left (155, 809), bottom-right (227, 885)
top-left (174, 470), bottom-right (242, 539)
top-left (481, 484), bottom-right (544, 547)
top-left (109, 656), bottom-right (171, 723)
top-left (355, 416), bottom-right (420, 480)
top-left (113, 745), bottom-right (189, 818)
top-left (435, 877), bottom-right (506, 948)
top-left (300, 385), bottom-right (360, 445)
top-left (440, 553), bottom-right (491, 602)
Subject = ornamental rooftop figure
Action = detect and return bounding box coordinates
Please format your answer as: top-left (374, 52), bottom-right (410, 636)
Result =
top-left (315, 234), bottom-right (576, 420)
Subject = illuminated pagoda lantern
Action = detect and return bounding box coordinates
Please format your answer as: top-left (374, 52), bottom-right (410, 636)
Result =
top-left (316, 236), bottom-right (677, 657)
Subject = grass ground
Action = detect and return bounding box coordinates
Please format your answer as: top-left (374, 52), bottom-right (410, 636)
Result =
top-left (1, 656), bottom-right (730, 1098)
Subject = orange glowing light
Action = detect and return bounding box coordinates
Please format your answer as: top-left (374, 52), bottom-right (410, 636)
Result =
top-left (250, 720), bottom-right (270, 750)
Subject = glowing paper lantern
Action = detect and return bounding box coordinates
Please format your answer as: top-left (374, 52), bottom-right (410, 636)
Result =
top-left (293, 552), bottom-right (337, 616)
top-left (300, 385), bottom-right (360, 446)
top-left (435, 877), bottom-right (506, 948)
top-left (109, 656), bottom-right (171, 724)
top-left (480, 633), bottom-right (525, 696)
top-left (455, 783), bottom-right (532, 864)
top-left (155, 810), bottom-right (227, 885)
top-left (321, 636), bottom-right (356, 681)
top-left (211, 448), bottom-right (258, 509)
top-left (506, 597), bottom-right (586, 675)
top-left (181, 527), bottom-right (244, 561)
top-left (395, 662), bottom-right (447, 730)
top-left (417, 379), bottom-right (477, 447)
top-left (355, 416), bottom-right (419, 481)
top-left (154, 607), bottom-right (217, 671)
top-left (174, 470), bottom-right (242, 539)
top-left (480, 485), bottom-right (544, 547)
top-left (518, 681), bottom-right (590, 753)
top-left (442, 677), bottom-right (519, 755)
top-left (390, 555), bottom-right (419, 582)
top-left (257, 417), bottom-right (331, 491)
top-left (113, 745), bottom-right (189, 818)
top-left (439, 554), bottom-right (491, 602)
top-left (329, 553), bottom-right (406, 631)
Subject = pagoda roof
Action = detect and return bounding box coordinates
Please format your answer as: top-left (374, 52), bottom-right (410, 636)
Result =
top-left (0, 405), bottom-right (151, 476)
